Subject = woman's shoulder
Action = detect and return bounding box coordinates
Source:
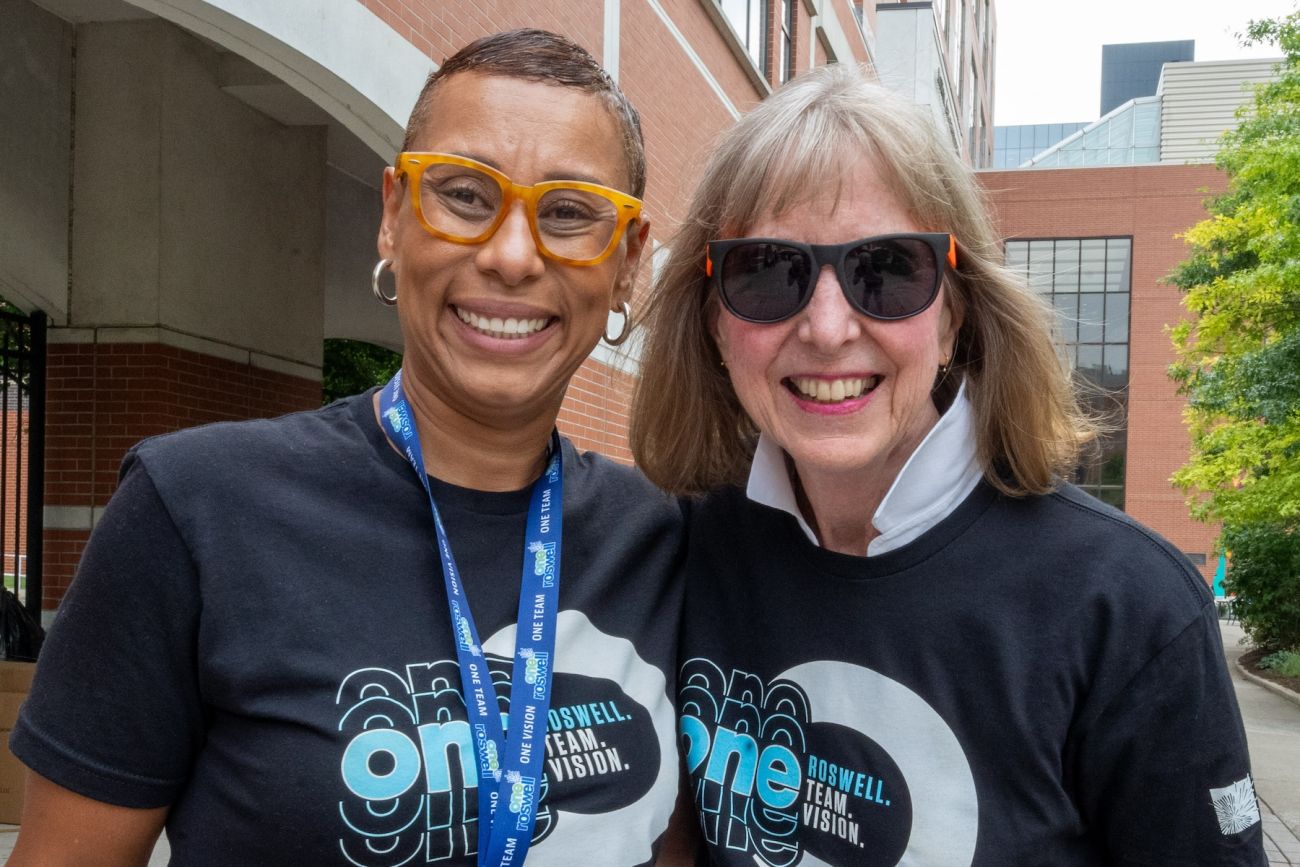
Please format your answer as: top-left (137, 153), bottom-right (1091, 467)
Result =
top-left (126, 392), bottom-right (378, 498)
top-left (134, 393), bottom-right (368, 463)
top-left (1011, 482), bottom-right (1213, 613)
top-left (562, 438), bottom-right (672, 497)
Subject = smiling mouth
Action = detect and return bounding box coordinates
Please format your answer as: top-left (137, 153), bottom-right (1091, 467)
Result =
top-left (454, 306), bottom-right (553, 340)
top-left (786, 375), bottom-right (882, 404)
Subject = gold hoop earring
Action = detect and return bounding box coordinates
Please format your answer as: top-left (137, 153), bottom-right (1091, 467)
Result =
top-left (372, 259), bottom-right (397, 306)
top-left (603, 301), bottom-right (632, 346)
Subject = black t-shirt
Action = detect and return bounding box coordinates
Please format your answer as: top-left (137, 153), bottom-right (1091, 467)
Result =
top-left (12, 392), bottom-right (686, 865)
top-left (680, 482), bottom-right (1265, 866)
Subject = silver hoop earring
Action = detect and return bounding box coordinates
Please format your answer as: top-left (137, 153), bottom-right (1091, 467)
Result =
top-left (371, 259), bottom-right (397, 306)
top-left (603, 301), bottom-right (632, 346)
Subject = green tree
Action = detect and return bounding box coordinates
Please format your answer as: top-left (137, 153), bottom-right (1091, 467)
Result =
top-left (321, 338), bottom-right (402, 405)
top-left (1168, 11), bottom-right (1300, 650)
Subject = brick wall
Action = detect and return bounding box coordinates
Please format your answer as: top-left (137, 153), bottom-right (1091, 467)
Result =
top-left (558, 357), bottom-right (636, 464)
top-left (41, 342), bottom-right (320, 605)
top-left (980, 163), bottom-right (1227, 580)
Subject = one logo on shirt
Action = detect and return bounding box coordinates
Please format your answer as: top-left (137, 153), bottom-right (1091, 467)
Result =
top-left (334, 611), bottom-right (677, 865)
top-left (681, 658), bottom-right (977, 866)
top-left (1209, 775), bottom-right (1261, 835)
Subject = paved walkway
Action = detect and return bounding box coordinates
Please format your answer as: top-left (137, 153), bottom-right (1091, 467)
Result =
top-left (1222, 620), bottom-right (1300, 865)
top-left (0, 622), bottom-right (1293, 864)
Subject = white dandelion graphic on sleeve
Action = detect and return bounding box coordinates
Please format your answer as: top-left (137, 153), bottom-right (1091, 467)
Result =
top-left (1209, 776), bottom-right (1261, 835)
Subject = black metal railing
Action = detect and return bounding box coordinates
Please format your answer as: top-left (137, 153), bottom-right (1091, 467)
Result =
top-left (0, 308), bottom-right (45, 621)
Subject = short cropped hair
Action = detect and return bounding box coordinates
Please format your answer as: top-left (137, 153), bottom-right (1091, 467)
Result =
top-left (402, 29), bottom-right (646, 197)
top-left (630, 63), bottom-right (1093, 496)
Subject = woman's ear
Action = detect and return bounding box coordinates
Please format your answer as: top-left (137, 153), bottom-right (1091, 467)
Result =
top-left (613, 218), bottom-right (652, 308)
top-left (377, 167), bottom-right (402, 260)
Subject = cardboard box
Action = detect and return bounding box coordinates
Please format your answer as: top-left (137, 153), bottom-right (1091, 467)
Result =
top-left (0, 660), bottom-right (35, 824)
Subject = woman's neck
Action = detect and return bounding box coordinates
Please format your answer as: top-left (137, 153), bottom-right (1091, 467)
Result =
top-left (372, 381), bottom-right (556, 492)
top-left (791, 462), bottom-right (891, 556)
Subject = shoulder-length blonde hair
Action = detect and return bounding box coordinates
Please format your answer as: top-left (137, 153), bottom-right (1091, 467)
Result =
top-left (631, 63), bottom-right (1093, 497)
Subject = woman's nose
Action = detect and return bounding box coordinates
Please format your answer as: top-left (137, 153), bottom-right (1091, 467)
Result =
top-left (797, 265), bottom-right (863, 349)
top-left (475, 200), bottom-right (546, 285)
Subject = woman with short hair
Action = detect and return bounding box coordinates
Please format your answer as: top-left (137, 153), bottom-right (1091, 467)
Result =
top-left (11, 29), bottom-right (689, 866)
top-left (633, 63), bottom-right (1263, 865)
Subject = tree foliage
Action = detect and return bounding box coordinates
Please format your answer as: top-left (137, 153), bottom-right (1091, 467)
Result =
top-left (1221, 522), bottom-right (1300, 651)
top-left (321, 338), bottom-right (401, 405)
top-left (1168, 12), bottom-right (1300, 650)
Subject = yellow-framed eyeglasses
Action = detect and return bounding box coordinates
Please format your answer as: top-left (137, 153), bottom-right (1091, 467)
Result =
top-left (394, 152), bottom-right (643, 267)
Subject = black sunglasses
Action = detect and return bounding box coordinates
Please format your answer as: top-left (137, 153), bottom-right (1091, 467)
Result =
top-left (706, 232), bottom-right (957, 324)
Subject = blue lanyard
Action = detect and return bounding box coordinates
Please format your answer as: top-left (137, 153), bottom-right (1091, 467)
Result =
top-left (379, 371), bottom-right (561, 866)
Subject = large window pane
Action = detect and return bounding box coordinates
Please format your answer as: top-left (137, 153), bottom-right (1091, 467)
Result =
top-left (1102, 344), bottom-right (1128, 388)
top-left (1097, 487), bottom-right (1125, 509)
top-left (1079, 239), bottom-right (1106, 291)
top-left (1101, 449), bottom-right (1126, 486)
top-left (1106, 238), bottom-right (1132, 291)
top-left (1053, 294), bottom-right (1079, 342)
top-left (1105, 293), bottom-right (1129, 342)
top-left (1053, 239), bottom-right (1081, 291)
top-left (719, 0), bottom-right (767, 72)
top-left (1077, 343), bottom-right (1103, 381)
top-left (1029, 240), bottom-right (1055, 292)
top-left (1005, 240), bottom-right (1028, 273)
top-left (1078, 293), bottom-right (1105, 343)
top-left (1003, 235), bottom-right (1131, 510)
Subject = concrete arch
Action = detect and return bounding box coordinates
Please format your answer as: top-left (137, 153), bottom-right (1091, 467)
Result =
top-left (122, 0), bottom-right (434, 158)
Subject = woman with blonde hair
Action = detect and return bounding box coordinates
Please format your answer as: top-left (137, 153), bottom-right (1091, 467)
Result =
top-left (633, 63), bottom-right (1262, 865)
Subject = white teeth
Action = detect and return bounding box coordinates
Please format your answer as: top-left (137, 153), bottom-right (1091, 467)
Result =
top-left (456, 307), bottom-right (549, 339)
top-left (791, 376), bottom-right (881, 403)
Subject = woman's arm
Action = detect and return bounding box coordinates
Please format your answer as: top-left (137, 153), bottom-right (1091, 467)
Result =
top-left (8, 772), bottom-right (167, 867)
top-left (655, 764), bottom-right (704, 866)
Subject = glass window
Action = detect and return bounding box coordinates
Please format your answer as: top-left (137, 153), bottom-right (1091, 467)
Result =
top-left (1102, 344), bottom-right (1128, 388)
top-left (1005, 240), bottom-right (1028, 272)
top-left (1106, 239), bottom-right (1131, 291)
top-left (1078, 293), bottom-right (1105, 343)
top-left (719, 0), bottom-right (769, 74)
top-left (1003, 235), bottom-right (1132, 510)
top-left (1079, 239), bottom-right (1106, 291)
top-left (1053, 240), bottom-right (1080, 291)
top-left (1077, 343), bottom-right (1103, 378)
top-left (1096, 488), bottom-right (1125, 509)
top-left (949, 0), bottom-right (964, 74)
top-left (778, 0), bottom-right (795, 82)
top-left (1100, 448), bottom-right (1125, 486)
top-left (1053, 294), bottom-right (1079, 342)
top-left (1105, 293), bottom-right (1129, 340)
top-left (1028, 241), bottom-right (1055, 293)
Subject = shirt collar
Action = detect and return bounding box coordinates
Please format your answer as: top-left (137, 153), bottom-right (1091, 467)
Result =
top-left (744, 381), bottom-right (982, 555)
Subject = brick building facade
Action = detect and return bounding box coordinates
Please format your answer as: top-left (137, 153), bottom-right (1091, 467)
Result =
top-left (980, 163), bottom-right (1226, 578)
top-left (4, 0), bottom-right (1001, 612)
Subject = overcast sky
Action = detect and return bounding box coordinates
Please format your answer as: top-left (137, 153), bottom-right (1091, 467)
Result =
top-left (993, 0), bottom-right (1296, 125)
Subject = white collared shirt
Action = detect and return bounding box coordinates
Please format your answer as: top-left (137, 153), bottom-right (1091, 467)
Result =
top-left (745, 382), bottom-right (983, 556)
